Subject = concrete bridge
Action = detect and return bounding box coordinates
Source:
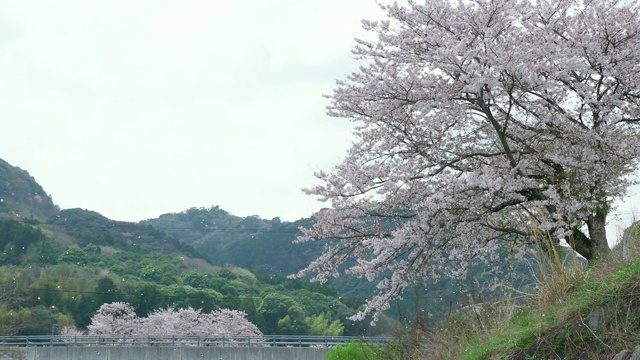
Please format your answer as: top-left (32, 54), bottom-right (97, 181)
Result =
top-left (0, 334), bottom-right (390, 360)
top-left (19, 346), bottom-right (328, 360)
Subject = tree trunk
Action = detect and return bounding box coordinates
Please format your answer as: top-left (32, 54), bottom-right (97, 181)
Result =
top-left (585, 207), bottom-right (610, 260)
top-left (570, 227), bottom-right (593, 260)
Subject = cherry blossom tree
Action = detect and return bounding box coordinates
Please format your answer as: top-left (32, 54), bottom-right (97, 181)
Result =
top-left (136, 307), bottom-right (263, 337)
top-left (207, 309), bottom-right (264, 337)
top-left (87, 302), bottom-right (263, 339)
top-left (87, 302), bottom-right (138, 335)
top-left (137, 306), bottom-right (194, 335)
top-left (296, 0), bottom-right (640, 320)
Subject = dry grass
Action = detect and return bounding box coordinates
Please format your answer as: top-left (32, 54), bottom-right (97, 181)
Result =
top-left (98, 245), bottom-right (121, 255)
top-left (527, 232), bottom-right (589, 309)
top-left (39, 224), bottom-right (76, 247)
top-left (422, 293), bottom-right (527, 359)
top-left (420, 223), bottom-right (640, 360)
top-left (179, 256), bottom-right (221, 273)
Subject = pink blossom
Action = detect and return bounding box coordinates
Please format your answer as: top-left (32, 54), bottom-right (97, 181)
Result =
top-left (88, 302), bottom-right (263, 338)
top-left (296, 0), bottom-right (640, 321)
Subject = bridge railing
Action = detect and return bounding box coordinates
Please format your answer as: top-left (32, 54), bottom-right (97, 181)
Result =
top-left (0, 334), bottom-right (392, 348)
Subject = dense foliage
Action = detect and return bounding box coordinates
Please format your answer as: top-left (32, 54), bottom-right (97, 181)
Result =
top-left (142, 207), bottom-right (323, 276)
top-left (0, 159), bottom-right (392, 337)
top-left (49, 208), bottom-right (204, 259)
top-left (0, 218), bottom-right (56, 265)
top-left (0, 242), bottom-right (379, 336)
top-left (0, 212), bottom-right (382, 336)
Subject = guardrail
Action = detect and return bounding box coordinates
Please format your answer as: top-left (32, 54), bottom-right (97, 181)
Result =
top-left (0, 334), bottom-right (392, 348)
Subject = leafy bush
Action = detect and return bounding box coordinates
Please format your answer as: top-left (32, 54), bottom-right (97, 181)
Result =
top-left (325, 341), bottom-right (377, 360)
top-left (0, 218), bottom-right (49, 265)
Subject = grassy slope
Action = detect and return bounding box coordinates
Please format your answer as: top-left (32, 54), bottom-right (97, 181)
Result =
top-left (424, 223), bottom-right (640, 360)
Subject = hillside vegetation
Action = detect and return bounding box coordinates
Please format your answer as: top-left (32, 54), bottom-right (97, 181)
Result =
top-left (142, 207), bottom-right (322, 276)
top-left (419, 225), bottom-right (640, 360)
top-left (0, 212), bottom-right (395, 336)
top-left (0, 159), bottom-right (393, 337)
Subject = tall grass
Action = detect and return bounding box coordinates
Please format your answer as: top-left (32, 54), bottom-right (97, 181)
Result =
top-left (421, 222), bottom-right (640, 360)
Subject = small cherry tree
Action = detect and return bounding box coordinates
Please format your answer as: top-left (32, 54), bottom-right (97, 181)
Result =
top-left (87, 303), bottom-right (263, 338)
top-left (87, 302), bottom-right (138, 335)
top-left (136, 307), bottom-right (263, 337)
top-left (208, 309), bottom-right (264, 337)
top-left (297, 0), bottom-right (640, 321)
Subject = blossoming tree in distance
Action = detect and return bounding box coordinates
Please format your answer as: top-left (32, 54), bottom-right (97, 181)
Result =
top-left (88, 302), bottom-right (262, 339)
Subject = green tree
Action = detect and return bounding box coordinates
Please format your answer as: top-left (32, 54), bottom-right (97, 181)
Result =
top-left (258, 293), bottom-right (299, 334)
top-left (162, 284), bottom-right (222, 311)
top-left (182, 271), bottom-right (210, 288)
top-left (57, 247), bottom-right (89, 266)
top-left (83, 243), bottom-right (101, 258)
top-left (127, 283), bottom-right (165, 317)
top-left (277, 315), bottom-right (297, 335)
top-left (139, 263), bottom-right (178, 285)
top-left (209, 277), bottom-right (239, 296)
top-left (238, 297), bottom-right (265, 332)
top-left (276, 304), bottom-right (307, 335)
top-left (8, 306), bottom-right (60, 335)
top-left (94, 277), bottom-right (123, 305)
top-left (25, 240), bottom-right (59, 264)
top-left (0, 219), bottom-right (47, 265)
top-left (304, 312), bottom-right (344, 336)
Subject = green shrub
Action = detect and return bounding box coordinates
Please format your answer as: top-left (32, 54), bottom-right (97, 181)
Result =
top-left (325, 340), bottom-right (377, 360)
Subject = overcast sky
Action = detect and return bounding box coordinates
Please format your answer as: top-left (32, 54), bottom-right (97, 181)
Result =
top-left (0, 1), bottom-right (637, 243)
top-left (0, 0), bottom-right (386, 222)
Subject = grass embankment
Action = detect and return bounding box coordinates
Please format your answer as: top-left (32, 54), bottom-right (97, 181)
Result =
top-left (425, 224), bottom-right (640, 360)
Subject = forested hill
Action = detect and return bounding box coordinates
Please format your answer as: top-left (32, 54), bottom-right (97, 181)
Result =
top-left (140, 206), bottom-right (540, 323)
top-left (141, 207), bottom-right (325, 276)
top-left (49, 208), bottom-right (205, 261)
top-left (0, 158), bottom-right (387, 337)
top-left (0, 158), bottom-right (59, 220)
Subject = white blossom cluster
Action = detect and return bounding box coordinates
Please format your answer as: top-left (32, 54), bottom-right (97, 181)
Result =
top-left (87, 302), bottom-right (263, 337)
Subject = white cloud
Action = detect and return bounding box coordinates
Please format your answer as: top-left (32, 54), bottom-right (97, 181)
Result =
top-left (0, 0), bottom-right (384, 222)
